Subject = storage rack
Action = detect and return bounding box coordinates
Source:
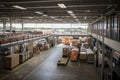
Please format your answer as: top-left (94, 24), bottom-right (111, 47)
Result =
top-left (0, 32), bottom-right (51, 69)
top-left (0, 33), bottom-right (51, 48)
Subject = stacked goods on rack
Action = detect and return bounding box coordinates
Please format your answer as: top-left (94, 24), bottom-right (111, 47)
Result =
top-left (19, 53), bottom-right (26, 63)
top-left (19, 52), bottom-right (33, 63)
top-left (4, 54), bottom-right (19, 69)
top-left (64, 37), bottom-right (71, 45)
top-left (70, 48), bottom-right (79, 61)
top-left (0, 31), bottom-right (51, 45)
top-left (0, 34), bottom-right (10, 44)
top-left (33, 46), bottom-right (40, 54)
top-left (27, 42), bottom-right (33, 53)
top-left (0, 33), bottom-right (25, 44)
top-left (15, 45), bottom-right (20, 53)
top-left (23, 34), bottom-right (29, 39)
top-left (37, 38), bottom-right (49, 50)
top-left (0, 47), bottom-right (10, 56)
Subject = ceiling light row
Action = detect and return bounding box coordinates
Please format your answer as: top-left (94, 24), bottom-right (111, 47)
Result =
top-left (50, 16), bottom-right (62, 21)
top-left (35, 11), bottom-right (48, 17)
top-left (35, 11), bottom-right (43, 14)
top-left (13, 5), bottom-right (27, 10)
top-left (67, 11), bottom-right (73, 14)
top-left (67, 10), bottom-right (78, 19)
top-left (50, 16), bottom-right (55, 19)
top-left (58, 3), bottom-right (67, 8)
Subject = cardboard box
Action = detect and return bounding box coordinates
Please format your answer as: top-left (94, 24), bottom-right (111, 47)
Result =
top-left (4, 54), bottom-right (19, 69)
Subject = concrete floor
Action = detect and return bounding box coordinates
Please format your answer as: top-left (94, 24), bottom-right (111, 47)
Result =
top-left (23, 44), bottom-right (100, 80)
top-left (0, 44), bottom-right (100, 80)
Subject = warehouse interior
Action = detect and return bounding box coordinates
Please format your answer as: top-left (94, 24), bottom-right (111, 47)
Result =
top-left (0, 0), bottom-right (120, 80)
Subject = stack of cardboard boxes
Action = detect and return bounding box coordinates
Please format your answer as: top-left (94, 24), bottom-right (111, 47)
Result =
top-left (4, 54), bottom-right (19, 69)
top-left (70, 48), bottom-right (79, 61)
top-left (33, 47), bottom-right (40, 54)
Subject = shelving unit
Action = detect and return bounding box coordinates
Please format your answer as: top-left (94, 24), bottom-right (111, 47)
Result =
top-left (0, 32), bottom-right (51, 69)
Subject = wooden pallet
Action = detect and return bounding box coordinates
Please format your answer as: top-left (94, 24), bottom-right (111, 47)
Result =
top-left (57, 57), bottom-right (69, 66)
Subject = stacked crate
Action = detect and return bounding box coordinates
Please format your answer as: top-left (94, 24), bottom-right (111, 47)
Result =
top-left (4, 54), bottom-right (19, 69)
top-left (64, 37), bottom-right (71, 45)
top-left (72, 40), bottom-right (78, 47)
top-left (70, 48), bottom-right (79, 61)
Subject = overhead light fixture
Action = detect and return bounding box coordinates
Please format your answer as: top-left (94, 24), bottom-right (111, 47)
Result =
top-left (34, 20), bottom-right (38, 22)
top-left (84, 16), bottom-right (87, 20)
top-left (43, 14), bottom-right (47, 17)
top-left (50, 16), bottom-right (55, 19)
top-left (35, 11), bottom-right (43, 14)
top-left (13, 5), bottom-right (27, 10)
top-left (55, 19), bottom-right (58, 20)
top-left (58, 19), bottom-right (62, 21)
top-left (39, 19), bottom-right (42, 20)
top-left (70, 13), bottom-right (75, 16)
top-left (27, 17), bottom-right (33, 19)
top-left (84, 10), bottom-right (91, 12)
top-left (75, 19), bottom-right (79, 21)
top-left (58, 3), bottom-right (67, 8)
top-left (67, 11), bottom-right (73, 14)
top-left (73, 16), bottom-right (77, 18)
top-left (25, 20), bottom-right (29, 21)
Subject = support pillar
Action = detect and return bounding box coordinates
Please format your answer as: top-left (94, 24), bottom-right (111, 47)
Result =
top-left (10, 17), bottom-right (13, 54)
top-left (21, 18), bottom-right (24, 32)
top-left (10, 17), bottom-right (12, 33)
top-left (3, 19), bottom-right (6, 33)
top-left (101, 19), bottom-right (105, 80)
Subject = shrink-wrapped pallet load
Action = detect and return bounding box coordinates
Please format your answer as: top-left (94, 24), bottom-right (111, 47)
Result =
top-left (70, 48), bottom-right (79, 61)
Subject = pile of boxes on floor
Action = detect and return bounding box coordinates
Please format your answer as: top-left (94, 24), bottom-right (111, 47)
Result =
top-left (79, 40), bottom-right (94, 63)
top-left (57, 45), bottom-right (79, 66)
top-left (57, 36), bottom-right (94, 65)
top-left (1, 38), bottom-right (51, 69)
top-left (57, 46), bottom-right (71, 65)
